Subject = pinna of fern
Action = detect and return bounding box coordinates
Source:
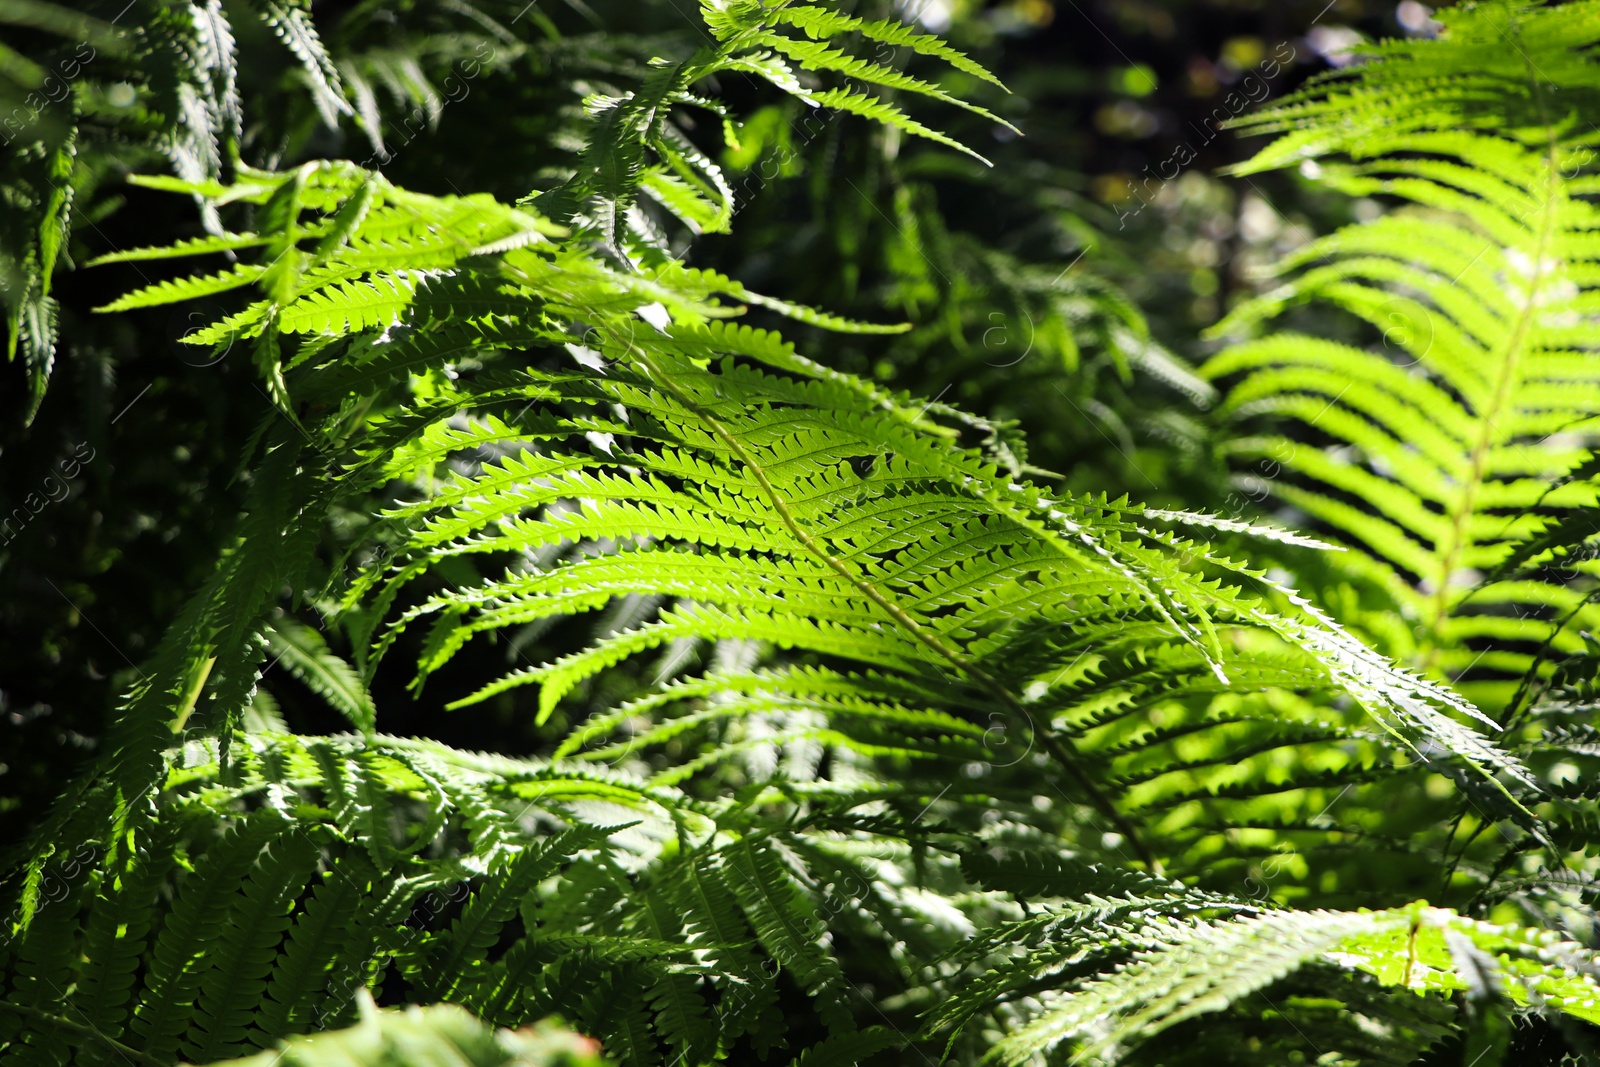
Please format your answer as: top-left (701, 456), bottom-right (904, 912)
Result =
top-left (519, 0), bottom-right (1020, 257)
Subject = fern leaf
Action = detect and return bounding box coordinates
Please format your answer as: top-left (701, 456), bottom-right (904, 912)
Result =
top-left (263, 616), bottom-right (377, 734)
top-left (256, 851), bottom-right (382, 1042)
top-left (1206, 0), bottom-right (1600, 714)
top-left (185, 830), bottom-right (321, 1062)
top-left (724, 838), bottom-right (851, 1032)
top-left (248, 0), bottom-right (350, 127)
top-left (72, 821), bottom-right (180, 1049)
top-left (419, 826), bottom-right (610, 1002)
top-left (129, 812), bottom-right (292, 1063)
top-left (768, 8), bottom-right (1007, 90)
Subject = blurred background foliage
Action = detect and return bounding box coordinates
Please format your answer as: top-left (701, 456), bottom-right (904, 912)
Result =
top-left (0, 0), bottom-right (1431, 845)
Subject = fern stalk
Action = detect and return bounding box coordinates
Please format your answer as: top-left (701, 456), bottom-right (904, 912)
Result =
top-left (0, 1003), bottom-right (164, 1067)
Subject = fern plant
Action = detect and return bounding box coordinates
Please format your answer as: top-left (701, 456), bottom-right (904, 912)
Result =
top-left (1199, 0), bottom-right (1600, 945)
top-left (5, 1), bottom-right (1600, 1065)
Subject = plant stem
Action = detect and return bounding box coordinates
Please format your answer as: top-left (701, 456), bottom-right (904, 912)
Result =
top-left (0, 1001), bottom-right (166, 1067)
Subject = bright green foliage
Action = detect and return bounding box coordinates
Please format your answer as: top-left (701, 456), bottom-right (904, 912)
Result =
top-left (1206, 0), bottom-right (1600, 710)
top-left (523, 0), bottom-right (1012, 247)
top-left (5, 1), bottom-right (1600, 1065)
top-left (963, 903), bottom-right (1600, 1065)
top-left (116, 160), bottom-right (1537, 853)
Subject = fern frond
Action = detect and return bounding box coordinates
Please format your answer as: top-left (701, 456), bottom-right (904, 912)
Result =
top-left (418, 826), bottom-right (610, 1002)
top-left (263, 616), bottom-right (377, 734)
top-left (47, 8), bottom-right (1600, 1055)
top-left (185, 831), bottom-right (321, 1062)
top-left (246, 0), bottom-right (350, 128)
top-left (984, 903), bottom-right (1600, 1065)
top-left (255, 851), bottom-right (382, 1041)
top-left (98, 169), bottom-right (1549, 878)
top-left (1206, 0), bottom-right (1600, 713)
top-left (129, 811), bottom-right (295, 1063)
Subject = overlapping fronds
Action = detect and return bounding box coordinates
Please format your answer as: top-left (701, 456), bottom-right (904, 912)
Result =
top-left (0, 0), bottom-right (346, 417)
top-left (7, 2), bottom-right (1600, 1064)
top-left (0, 0), bottom-right (510, 417)
top-left (1205, 0), bottom-right (1600, 710)
top-left (9, 156), bottom-right (1575, 1061)
top-left (102, 162), bottom-right (1546, 862)
top-left (0, 728), bottom-right (697, 1063)
top-left (6, 722), bottom-right (1598, 1066)
top-left (955, 900), bottom-right (1600, 1066)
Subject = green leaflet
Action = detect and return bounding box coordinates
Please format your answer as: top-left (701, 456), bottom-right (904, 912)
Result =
top-left (263, 616), bottom-right (377, 735)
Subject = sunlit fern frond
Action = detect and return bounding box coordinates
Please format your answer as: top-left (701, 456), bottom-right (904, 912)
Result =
top-left (1205, 0), bottom-right (1600, 712)
top-left (962, 900), bottom-right (1600, 1066)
